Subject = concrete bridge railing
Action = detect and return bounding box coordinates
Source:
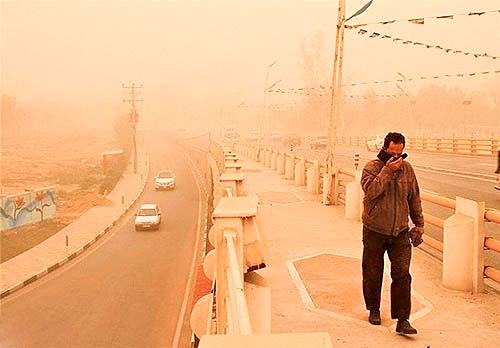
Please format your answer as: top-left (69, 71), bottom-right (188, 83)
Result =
top-left (191, 144), bottom-right (333, 348)
top-left (236, 142), bottom-right (500, 293)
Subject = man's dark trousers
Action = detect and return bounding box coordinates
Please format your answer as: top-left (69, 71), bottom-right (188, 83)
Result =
top-left (362, 226), bottom-right (412, 320)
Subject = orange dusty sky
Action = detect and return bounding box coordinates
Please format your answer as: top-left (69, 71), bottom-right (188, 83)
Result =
top-left (1, 0), bottom-right (499, 129)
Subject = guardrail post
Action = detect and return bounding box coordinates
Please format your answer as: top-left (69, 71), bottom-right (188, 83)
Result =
top-left (442, 196), bottom-right (485, 293)
top-left (285, 155), bottom-right (295, 180)
top-left (277, 153), bottom-right (285, 175)
top-left (471, 137), bottom-right (477, 154)
top-left (271, 151), bottom-right (278, 170)
top-left (265, 150), bottom-right (272, 168)
top-left (322, 167), bottom-right (338, 205)
top-left (306, 160), bottom-right (320, 194)
top-left (294, 157), bottom-right (306, 186)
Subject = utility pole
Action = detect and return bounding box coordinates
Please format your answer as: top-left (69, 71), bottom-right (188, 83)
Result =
top-left (122, 83), bottom-right (143, 174)
top-left (324, 0), bottom-right (346, 205)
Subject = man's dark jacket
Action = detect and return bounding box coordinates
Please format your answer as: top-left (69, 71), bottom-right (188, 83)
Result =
top-left (361, 159), bottom-right (424, 236)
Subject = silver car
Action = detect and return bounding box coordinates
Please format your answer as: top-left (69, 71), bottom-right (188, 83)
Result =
top-left (155, 170), bottom-right (176, 190)
top-left (135, 204), bottom-right (162, 230)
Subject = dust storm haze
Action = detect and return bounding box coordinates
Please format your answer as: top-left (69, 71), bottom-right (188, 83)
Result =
top-left (1, 0), bottom-right (499, 138)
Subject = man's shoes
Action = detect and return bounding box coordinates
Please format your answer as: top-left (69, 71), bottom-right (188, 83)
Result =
top-left (368, 310), bottom-right (381, 325)
top-left (396, 320), bottom-right (418, 335)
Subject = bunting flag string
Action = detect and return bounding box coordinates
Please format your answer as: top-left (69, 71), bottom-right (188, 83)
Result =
top-left (264, 89), bottom-right (404, 100)
top-left (356, 28), bottom-right (499, 60)
top-left (344, 9), bottom-right (500, 29)
top-left (264, 69), bottom-right (500, 94)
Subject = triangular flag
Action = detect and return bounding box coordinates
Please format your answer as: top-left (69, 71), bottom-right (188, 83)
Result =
top-left (408, 18), bottom-right (425, 24)
top-left (345, 0), bottom-right (374, 22)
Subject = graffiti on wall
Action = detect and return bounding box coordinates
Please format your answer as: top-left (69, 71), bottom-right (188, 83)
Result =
top-left (0, 186), bottom-right (56, 232)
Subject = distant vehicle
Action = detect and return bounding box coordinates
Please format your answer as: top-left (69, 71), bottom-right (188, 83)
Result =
top-left (270, 133), bottom-right (282, 142)
top-left (155, 170), bottom-right (176, 190)
top-left (246, 133), bottom-right (261, 142)
top-left (310, 135), bottom-right (328, 150)
top-left (366, 133), bottom-right (386, 151)
top-left (283, 133), bottom-right (301, 148)
top-left (135, 203), bottom-right (162, 230)
top-left (224, 128), bottom-right (239, 140)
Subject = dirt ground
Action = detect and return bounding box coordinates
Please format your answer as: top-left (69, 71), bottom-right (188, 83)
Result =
top-left (1, 134), bottom-right (121, 262)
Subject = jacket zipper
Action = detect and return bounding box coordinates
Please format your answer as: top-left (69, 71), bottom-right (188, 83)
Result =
top-left (391, 176), bottom-right (398, 235)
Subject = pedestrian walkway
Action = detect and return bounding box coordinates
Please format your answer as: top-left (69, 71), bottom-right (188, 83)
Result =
top-left (239, 155), bottom-right (500, 347)
top-left (1, 147), bottom-right (148, 298)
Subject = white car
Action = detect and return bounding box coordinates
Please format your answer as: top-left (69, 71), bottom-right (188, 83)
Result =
top-left (366, 134), bottom-right (386, 151)
top-left (155, 170), bottom-right (176, 190)
top-left (135, 204), bottom-right (162, 230)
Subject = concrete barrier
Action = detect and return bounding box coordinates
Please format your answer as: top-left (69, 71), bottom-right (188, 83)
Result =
top-left (442, 196), bottom-right (485, 293)
top-left (294, 157), bottom-right (306, 186)
top-left (277, 154), bottom-right (285, 175)
top-left (265, 150), bottom-right (272, 168)
top-left (345, 171), bottom-right (362, 221)
top-left (285, 156), bottom-right (295, 180)
top-left (306, 160), bottom-right (320, 194)
top-left (271, 151), bottom-right (278, 170)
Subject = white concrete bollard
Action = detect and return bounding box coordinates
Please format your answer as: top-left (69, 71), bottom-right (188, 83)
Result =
top-left (277, 154), bottom-right (285, 175)
top-left (265, 150), bottom-right (272, 167)
top-left (443, 214), bottom-right (474, 291)
top-left (345, 170), bottom-right (362, 221)
top-left (260, 149), bottom-right (266, 164)
top-left (442, 196), bottom-right (485, 293)
top-left (285, 156), bottom-right (295, 180)
top-left (306, 162), bottom-right (319, 194)
top-left (294, 158), bottom-right (306, 186)
top-left (271, 152), bottom-right (278, 170)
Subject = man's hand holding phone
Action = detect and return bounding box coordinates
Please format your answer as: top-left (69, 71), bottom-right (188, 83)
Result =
top-left (386, 156), bottom-right (403, 172)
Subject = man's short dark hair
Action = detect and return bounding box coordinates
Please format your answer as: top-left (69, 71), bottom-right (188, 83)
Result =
top-left (383, 132), bottom-right (405, 149)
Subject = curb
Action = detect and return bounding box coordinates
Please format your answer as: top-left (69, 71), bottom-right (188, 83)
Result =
top-left (1, 154), bottom-right (151, 300)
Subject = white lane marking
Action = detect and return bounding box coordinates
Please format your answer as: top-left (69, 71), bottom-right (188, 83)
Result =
top-left (287, 252), bottom-right (433, 333)
top-left (415, 167), bottom-right (497, 183)
top-left (171, 151), bottom-right (203, 348)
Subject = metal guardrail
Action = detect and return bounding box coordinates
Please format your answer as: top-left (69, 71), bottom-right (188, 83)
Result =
top-left (361, 136), bottom-right (500, 156)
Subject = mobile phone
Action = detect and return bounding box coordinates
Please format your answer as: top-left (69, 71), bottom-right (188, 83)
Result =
top-left (393, 153), bottom-right (408, 161)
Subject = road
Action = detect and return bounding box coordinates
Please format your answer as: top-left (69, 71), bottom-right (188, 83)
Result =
top-left (0, 135), bottom-right (203, 348)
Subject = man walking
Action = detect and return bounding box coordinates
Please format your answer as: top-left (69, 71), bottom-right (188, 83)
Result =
top-left (361, 132), bottom-right (424, 335)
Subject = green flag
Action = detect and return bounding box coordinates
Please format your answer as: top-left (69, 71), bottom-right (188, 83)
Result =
top-left (345, 0), bottom-right (373, 23)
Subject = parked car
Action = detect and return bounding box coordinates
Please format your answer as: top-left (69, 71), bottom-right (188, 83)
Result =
top-left (366, 133), bottom-right (386, 151)
top-left (135, 204), bottom-right (162, 230)
top-left (310, 135), bottom-right (328, 149)
top-left (155, 170), bottom-right (176, 190)
top-left (283, 133), bottom-right (301, 148)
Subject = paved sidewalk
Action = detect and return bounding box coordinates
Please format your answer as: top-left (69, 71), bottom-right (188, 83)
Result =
top-left (240, 156), bottom-right (500, 347)
top-left (1, 147), bottom-right (149, 298)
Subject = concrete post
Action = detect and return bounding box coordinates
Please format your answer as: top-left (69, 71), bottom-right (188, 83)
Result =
top-left (322, 168), bottom-right (338, 205)
top-left (442, 196), bottom-right (485, 293)
top-left (285, 155), bottom-right (295, 180)
top-left (294, 157), bottom-right (306, 186)
top-left (306, 160), bottom-right (320, 194)
top-left (277, 154), bottom-right (285, 175)
top-left (345, 170), bottom-right (362, 220)
top-left (265, 150), bottom-right (272, 168)
top-left (260, 150), bottom-right (266, 164)
top-left (271, 151), bottom-right (278, 170)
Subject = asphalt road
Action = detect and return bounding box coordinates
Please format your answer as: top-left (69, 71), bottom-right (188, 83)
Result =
top-left (0, 136), bottom-right (202, 348)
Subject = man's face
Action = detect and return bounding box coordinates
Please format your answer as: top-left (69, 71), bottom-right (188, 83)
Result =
top-left (384, 142), bottom-right (404, 157)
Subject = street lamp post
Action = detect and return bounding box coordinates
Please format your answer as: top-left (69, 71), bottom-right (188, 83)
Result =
top-left (260, 59), bottom-right (278, 151)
